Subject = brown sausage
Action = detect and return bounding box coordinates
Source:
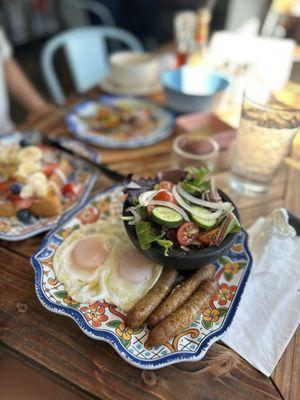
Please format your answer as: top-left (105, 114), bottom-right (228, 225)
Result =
top-left (147, 279), bottom-right (217, 347)
top-left (147, 264), bottom-right (215, 328)
top-left (126, 268), bottom-right (178, 329)
top-left (49, 159), bottom-right (73, 189)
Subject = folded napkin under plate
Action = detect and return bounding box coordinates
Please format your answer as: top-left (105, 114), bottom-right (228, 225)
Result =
top-left (223, 209), bottom-right (300, 376)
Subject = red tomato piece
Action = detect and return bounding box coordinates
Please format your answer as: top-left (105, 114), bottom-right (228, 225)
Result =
top-left (43, 163), bottom-right (58, 177)
top-left (157, 181), bottom-right (174, 192)
top-left (153, 190), bottom-right (176, 204)
top-left (176, 222), bottom-right (199, 246)
top-left (198, 228), bottom-right (219, 246)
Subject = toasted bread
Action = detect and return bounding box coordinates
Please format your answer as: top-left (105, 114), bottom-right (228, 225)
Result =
top-left (0, 201), bottom-right (15, 217)
top-left (29, 194), bottom-right (62, 217)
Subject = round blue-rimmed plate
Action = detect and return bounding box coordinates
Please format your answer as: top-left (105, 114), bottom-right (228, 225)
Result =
top-left (65, 96), bottom-right (174, 149)
top-left (30, 184), bottom-right (253, 369)
top-left (0, 131), bottom-right (98, 241)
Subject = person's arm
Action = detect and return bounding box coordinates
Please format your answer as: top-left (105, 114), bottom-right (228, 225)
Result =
top-left (4, 57), bottom-right (54, 118)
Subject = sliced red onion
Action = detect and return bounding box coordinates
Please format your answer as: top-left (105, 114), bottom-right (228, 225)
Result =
top-left (177, 182), bottom-right (231, 211)
top-left (122, 216), bottom-right (135, 221)
top-left (180, 245), bottom-right (191, 251)
top-left (138, 189), bottom-right (170, 207)
top-left (125, 206), bottom-right (141, 225)
top-left (172, 186), bottom-right (224, 220)
top-left (149, 200), bottom-right (190, 221)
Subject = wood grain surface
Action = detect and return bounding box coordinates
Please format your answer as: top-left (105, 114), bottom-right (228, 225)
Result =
top-left (0, 89), bottom-right (299, 400)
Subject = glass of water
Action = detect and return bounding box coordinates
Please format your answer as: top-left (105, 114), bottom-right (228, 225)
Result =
top-left (229, 90), bottom-right (299, 196)
top-left (172, 133), bottom-right (219, 171)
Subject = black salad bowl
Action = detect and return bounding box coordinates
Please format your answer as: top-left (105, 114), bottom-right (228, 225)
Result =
top-left (123, 190), bottom-right (240, 270)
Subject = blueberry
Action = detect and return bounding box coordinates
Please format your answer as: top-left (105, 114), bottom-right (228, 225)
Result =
top-left (19, 138), bottom-right (32, 147)
top-left (9, 182), bottom-right (22, 195)
top-left (16, 209), bottom-right (32, 224)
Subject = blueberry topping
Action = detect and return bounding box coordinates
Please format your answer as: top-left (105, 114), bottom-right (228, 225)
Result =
top-left (9, 182), bottom-right (22, 195)
top-left (16, 209), bottom-right (32, 224)
top-left (19, 138), bottom-right (32, 147)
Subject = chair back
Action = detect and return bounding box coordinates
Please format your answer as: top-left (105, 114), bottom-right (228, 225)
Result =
top-left (41, 26), bottom-right (143, 103)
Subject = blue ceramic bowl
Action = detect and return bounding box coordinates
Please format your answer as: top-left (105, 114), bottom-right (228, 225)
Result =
top-left (161, 66), bottom-right (230, 113)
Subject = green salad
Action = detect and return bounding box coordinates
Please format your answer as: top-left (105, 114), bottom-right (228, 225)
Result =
top-left (123, 167), bottom-right (241, 255)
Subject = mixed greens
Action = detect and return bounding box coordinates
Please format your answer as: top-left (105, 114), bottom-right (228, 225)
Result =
top-left (123, 167), bottom-right (241, 255)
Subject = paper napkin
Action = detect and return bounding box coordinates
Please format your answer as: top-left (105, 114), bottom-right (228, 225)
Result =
top-left (222, 208), bottom-right (300, 376)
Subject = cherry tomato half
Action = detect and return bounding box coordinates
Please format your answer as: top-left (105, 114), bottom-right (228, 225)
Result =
top-left (157, 181), bottom-right (174, 192)
top-left (176, 222), bottom-right (199, 246)
top-left (153, 190), bottom-right (174, 203)
top-left (198, 228), bottom-right (219, 246)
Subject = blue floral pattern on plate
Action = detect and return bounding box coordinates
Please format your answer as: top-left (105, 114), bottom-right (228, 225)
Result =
top-left (31, 185), bottom-right (253, 369)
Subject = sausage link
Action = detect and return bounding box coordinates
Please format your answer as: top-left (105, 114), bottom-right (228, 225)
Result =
top-left (147, 279), bottom-right (217, 347)
top-left (126, 268), bottom-right (178, 329)
top-left (148, 264), bottom-right (215, 328)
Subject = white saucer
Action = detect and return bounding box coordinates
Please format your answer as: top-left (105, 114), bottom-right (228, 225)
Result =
top-left (99, 75), bottom-right (162, 96)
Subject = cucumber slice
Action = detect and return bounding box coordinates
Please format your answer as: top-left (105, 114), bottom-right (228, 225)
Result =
top-left (151, 206), bottom-right (183, 228)
top-left (190, 206), bottom-right (217, 229)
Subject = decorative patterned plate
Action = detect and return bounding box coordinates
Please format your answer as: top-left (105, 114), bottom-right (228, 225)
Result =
top-left (0, 132), bottom-right (98, 241)
top-left (31, 184), bottom-right (253, 369)
top-left (65, 96), bottom-right (174, 149)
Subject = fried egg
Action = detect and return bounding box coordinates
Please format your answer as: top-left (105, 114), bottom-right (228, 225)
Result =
top-left (53, 218), bottom-right (162, 311)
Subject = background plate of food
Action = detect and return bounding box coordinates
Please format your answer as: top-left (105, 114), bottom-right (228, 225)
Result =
top-left (65, 96), bottom-right (174, 149)
top-left (0, 132), bottom-right (98, 241)
top-left (31, 183), bottom-right (253, 369)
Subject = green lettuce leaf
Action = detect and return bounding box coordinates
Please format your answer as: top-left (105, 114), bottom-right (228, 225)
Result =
top-left (135, 221), bottom-right (164, 250)
top-left (135, 221), bottom-right (174, 255)
top-left (156, 239), bottom-right (174, 256)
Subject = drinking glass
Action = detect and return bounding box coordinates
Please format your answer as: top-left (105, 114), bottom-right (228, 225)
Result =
top-left (229, 91), bottom-right (299, 196)
top-left (172, 133), bottom-right (219, 171)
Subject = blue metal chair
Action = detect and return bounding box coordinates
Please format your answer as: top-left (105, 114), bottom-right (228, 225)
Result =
top-left (41, 26), bottom-right (143, 104)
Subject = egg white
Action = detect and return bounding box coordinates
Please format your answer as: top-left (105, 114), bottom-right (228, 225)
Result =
top-left (53, 218), bottom-right (163, 310)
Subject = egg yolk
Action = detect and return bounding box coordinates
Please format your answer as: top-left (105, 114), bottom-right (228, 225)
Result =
top-left (118, 250), bottom-right (154, 284)
top-left (71, 237), bottom-right (109, 270)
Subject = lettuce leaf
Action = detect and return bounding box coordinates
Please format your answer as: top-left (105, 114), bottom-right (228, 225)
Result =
top-left (156, 239), bottom-right (173, 256)
top-left (135, 221), bottom-right (174, 255)
top-left (135, 221), bottom-right (164, 250)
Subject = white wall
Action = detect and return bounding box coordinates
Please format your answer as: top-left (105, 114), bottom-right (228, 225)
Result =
top-left (225, 0), bottom-right (269, 31)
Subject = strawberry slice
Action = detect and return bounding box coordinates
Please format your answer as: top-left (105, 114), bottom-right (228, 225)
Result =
top-left (43, 163), bottom-right (58, 177)
top-left (62, 182), bottom-right (82, 200)
top-left (0, 181), bottom-right (9, 191)
top-left (11, 195), bottom-right (33, 210)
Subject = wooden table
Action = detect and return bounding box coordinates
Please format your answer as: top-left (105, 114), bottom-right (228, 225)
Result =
top-left (0, 89), bottom-right (299, 400)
